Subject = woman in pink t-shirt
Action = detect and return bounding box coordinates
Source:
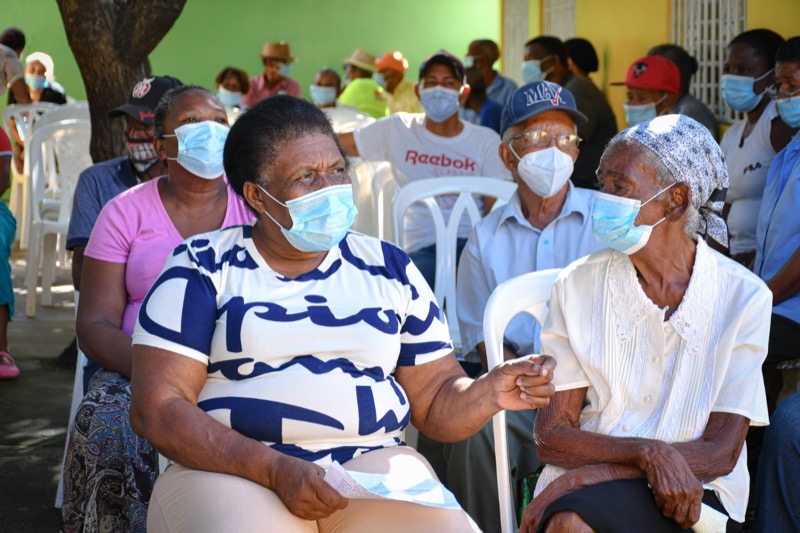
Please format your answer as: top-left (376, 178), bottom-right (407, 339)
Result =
top-left (61, 86), bottom-right (254, 533)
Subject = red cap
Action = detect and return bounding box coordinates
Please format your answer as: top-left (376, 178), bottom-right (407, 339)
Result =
top-left (611, 55), bottom-right (680, 94)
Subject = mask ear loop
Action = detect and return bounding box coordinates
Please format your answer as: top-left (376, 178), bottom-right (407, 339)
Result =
top-left (256, 183), bottom-right (290, 230)
top-left (637, 182), bottom-right (678, 228)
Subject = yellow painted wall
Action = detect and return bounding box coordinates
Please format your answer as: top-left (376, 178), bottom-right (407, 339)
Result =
top-left (747, 0), bottom-right (800, 39)
top-left (518, 0), bottom-right (798, 130)
top-left (575, 0), bottom-right (671, 129)
top-left (528, 0), bottom-right (541, 38)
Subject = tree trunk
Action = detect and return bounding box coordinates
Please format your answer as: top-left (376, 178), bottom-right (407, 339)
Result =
top-left (56, 0), bottom-right (186, 163)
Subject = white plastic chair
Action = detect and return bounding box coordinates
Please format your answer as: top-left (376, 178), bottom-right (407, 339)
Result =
top-left (483, 268), bottom-right (562, 533)
top-left (34, 101), bottom-right (90, 129)
top-left (2, 102), bottom-right (59, 146)
top-left (392, 177), bottom-right (518, 351)
top-left (55, 290), bottom-right (85, 508)
top-left (347, 158), bottom-right (386, 236)
top-left (371, 162), bottom-right (398, 240)
top-left (25, 119), bottom-right (92, 318)
top-left (3, 103), bottom-right (60, 243)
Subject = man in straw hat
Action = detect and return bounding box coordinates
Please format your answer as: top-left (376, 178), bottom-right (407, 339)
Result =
top-left (243, 40), bottom-right (301, 106)
top-left (338, 48), bottom-right (387, 119)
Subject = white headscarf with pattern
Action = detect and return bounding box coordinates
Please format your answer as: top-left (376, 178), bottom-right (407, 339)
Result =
top-left (617, 114), bottom-right (729, 247)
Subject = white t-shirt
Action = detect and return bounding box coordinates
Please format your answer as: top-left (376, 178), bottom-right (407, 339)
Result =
top-left (353, 113), bottom-right (511, 252)
top-left (133, 226), bottom-right (453, 467)
top-left (720, 100), bottom-right (779, 256)
top-left (536, 239), bottom-right (771, 522)
top-left (0, 44), bottom-right (23, 97)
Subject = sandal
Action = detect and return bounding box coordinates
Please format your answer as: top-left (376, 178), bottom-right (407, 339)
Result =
top-left (0, 351), bottom-right (20, 380)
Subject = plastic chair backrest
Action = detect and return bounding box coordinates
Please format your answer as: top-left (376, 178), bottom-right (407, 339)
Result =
top-left (2, 102), bottom-right (59, 143)
top-left (392, 177), bottom-right (518, 349)
top-left (27, 119), bottom-right (92, 227)
top-left (483, 268), bottom-right (561, 533)
top-left (371, 163), bottom-right (397, 240)
top-left (34, 102), bottom-right (90, 130)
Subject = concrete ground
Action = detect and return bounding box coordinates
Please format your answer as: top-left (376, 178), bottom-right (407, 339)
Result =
top-left (0, 251), bottom-right (76, 532)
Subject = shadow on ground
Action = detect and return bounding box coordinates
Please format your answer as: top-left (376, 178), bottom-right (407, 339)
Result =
top-left (0, 252), bottom-right (76, 532)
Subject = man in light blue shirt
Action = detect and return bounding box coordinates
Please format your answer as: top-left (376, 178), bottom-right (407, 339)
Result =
top-left (752, 37), bottom-right (800, 533)
top-left (461, 39), bottom-right (518, 126)
top-left (445, 80), bottom-right (603, 533)
top-left (754, 130), bottom-right (800, 391)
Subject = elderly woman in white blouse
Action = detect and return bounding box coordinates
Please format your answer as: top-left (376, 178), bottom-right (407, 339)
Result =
top-left (520, 115), bottom-right (772, 533)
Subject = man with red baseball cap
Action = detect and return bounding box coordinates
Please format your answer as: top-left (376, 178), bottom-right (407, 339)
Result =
top-left (612, 55), bottom-right (680, 127)
top-left (374, 50), bottom-right (421, 114)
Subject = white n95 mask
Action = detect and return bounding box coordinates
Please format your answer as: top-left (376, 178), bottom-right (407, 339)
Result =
top-left (509, 146), bottom-right (574, 198)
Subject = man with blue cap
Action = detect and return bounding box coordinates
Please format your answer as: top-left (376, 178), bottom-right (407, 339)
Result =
top-left (444, 80), bottom-right (603, 533)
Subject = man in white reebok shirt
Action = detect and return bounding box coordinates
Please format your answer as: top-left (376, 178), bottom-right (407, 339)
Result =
top-left (339, 50), bottom-right (511, 288)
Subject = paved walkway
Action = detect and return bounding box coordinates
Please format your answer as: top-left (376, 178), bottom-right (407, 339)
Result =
top-left (0, 251), bottom-right (76, 532)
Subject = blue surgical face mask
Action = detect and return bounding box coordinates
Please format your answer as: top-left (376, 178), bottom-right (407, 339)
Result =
top-left (418, 85), bottom-right (461, 122)
top-left (217, 87), bottom-right (243, 109)
top-left (521, 57), bottom-right (552, 84)
top-left (777, 95), bottom-right (800, 128)
top-left (258, 183), bottom-right (358, 252)
top-left (162, 121), bottom-right (229, 179)
top-left (463, 56), bottom-right (475, 69)
top-left (623, 95), bottom-right (666, 126)
top-left (720, 70), bottom-right (772, 112)
top-left (591, 184), bottom-right (674, 255)
top-left (25, 75), bottom-right (46, 91)
top-left (309, 84), bottom-right (338, 106)
top-left (278, 63), bottom-right (293, 77)
top-left (373, 72), bottom-right (387, 89)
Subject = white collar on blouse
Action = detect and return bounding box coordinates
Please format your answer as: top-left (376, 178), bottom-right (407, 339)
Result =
top-left (607, 238), bottom-right (719, 356)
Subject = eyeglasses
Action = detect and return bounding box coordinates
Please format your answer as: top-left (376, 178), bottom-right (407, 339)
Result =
top-left (767, 83), bottom-right (800, 101)
top-left (507, 129), bottom-right (582, 151)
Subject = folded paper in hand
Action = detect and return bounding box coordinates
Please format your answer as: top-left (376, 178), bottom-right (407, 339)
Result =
top-left (323, 461), bottom-right (460, 509)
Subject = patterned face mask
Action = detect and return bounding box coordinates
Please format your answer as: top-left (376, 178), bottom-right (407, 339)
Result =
top-left (125, 137), bottom-right (159, 172)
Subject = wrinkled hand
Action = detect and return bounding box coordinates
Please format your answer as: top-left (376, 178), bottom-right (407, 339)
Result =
top-left (520, 496), bottom-right (553, 533)
top-left (488, 354), bottom-right (556, 410)
top-left (640, 442), bottom-right (703, 529)
top-left (520, 468), bottom-right (587, 533)
top-left (268, 455), bottom-right (349, 520)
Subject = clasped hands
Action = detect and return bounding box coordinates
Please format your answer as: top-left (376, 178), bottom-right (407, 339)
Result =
top-left (487, 354), bottom-right (557, 411)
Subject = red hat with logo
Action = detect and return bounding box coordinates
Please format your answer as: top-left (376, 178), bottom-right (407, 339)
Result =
top-left (611, 56), bottom-right (680, 94)
top-left (109, 75), bottom-right (183, 125)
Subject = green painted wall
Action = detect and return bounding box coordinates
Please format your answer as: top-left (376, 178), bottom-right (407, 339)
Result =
top-left (2, 0), bottom-right (83, 99)
top-left (151, 0), bottom-right (500, 94)
top-left (2, 0), bottom-right (500, 106)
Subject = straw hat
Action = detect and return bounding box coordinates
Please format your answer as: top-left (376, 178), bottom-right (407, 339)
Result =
top-left (261, 41), bottom-right (295, 62)
top-left (343, 49), bottom-right (377, 73)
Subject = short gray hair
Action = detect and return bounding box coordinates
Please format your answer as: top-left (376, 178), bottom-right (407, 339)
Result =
top-left (601, 137), bottom-right (701, 238)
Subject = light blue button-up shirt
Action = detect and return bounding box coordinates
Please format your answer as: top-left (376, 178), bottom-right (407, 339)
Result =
top-left (754, 132), bottom-right (800, 324)
top-left (486, 71), bottom-right (518, 107)
top-left (457, 183), bottom-right (602, 359)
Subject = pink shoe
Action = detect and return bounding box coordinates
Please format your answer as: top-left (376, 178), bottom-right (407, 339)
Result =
top-left (0, 351), bottom-right (20, 379)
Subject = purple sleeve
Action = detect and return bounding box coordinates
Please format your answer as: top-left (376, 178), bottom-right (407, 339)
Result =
top-left (84, 195), bottom-right (135, 263)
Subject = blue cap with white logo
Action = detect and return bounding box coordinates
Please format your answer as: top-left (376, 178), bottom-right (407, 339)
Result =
top-left (500, 80), bottom-right (588, 135)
